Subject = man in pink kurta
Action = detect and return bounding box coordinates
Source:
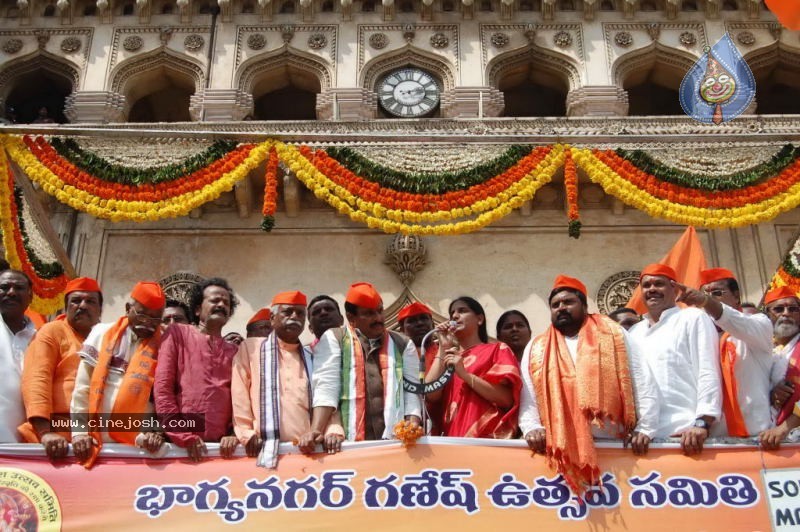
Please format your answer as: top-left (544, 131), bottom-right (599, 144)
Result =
top-left (232, 291), bottom-right (344, 467)
top-left (154, 277), bottom-right (240, 461)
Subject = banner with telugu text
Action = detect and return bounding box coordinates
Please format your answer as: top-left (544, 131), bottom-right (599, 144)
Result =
top-left (0, 439), bottom-right (798, 531)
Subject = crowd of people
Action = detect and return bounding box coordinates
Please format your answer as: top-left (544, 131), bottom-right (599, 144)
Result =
top-left (1, 261), bottom-right (799, 492)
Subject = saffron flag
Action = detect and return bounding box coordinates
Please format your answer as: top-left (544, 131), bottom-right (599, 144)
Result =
top-left (679, 33), bottom-right (755, 125)
top-left (766, 0), bottom-right (800, 30)
top-left (766, 225), bottom-right (800, 304)
top-left (626, 226), bottom-right (708, 314)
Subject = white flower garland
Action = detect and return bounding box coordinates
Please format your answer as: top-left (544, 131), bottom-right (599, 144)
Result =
top-left (644, 145), bottom-right (782, 177)
top-left (349, 144), bottom-right (510, 174)
top-left (73, 138), bottom-right (215, 170)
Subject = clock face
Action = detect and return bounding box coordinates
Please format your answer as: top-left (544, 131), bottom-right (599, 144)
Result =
top-left (378, 68), bottom-right (440, 118)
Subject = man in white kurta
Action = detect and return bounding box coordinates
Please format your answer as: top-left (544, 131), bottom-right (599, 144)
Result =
top-left (628, 263), bottom-right (721, 455)
top-left (303, 282), bottom-right (421, 448)
top-left (0, 269), bottom-right (36, 442)
top-left (763, 287), bottom-right (800, 434)
top-left (671, 268), bottom-right (774, 437)
top-left (519, 276), bottom-right (659, 454)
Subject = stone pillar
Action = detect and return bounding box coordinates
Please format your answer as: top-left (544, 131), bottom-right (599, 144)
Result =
top-left (566, 86), bottom-right (629, 117)
top-left (440, 87), bottom-right (504, 118)
top-left (317, 88), bottom-right (377, 120)
top-left (64, 91), bottom-right (126, 123)
top-left (189, 89), bottom-right (253, 121)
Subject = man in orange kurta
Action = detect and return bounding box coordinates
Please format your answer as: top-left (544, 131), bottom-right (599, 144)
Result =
top-left (19, 277), bottom-right (102, 460)
top-left (232, 291), bottom-right (344, 467)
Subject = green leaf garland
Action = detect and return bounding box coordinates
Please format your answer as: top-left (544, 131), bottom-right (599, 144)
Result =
top-left (616, 144), bottom-right (798, 191)
top-left (13, 186), bottom-right (64, 279)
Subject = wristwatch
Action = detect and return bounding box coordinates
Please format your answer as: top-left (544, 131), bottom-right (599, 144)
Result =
top-left (693, 418), bottom-right (710, 430)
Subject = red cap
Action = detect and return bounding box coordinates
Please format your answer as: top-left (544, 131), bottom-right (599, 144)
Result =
top-left (64, 277), bottom-right (101, 296)
top-left (699, 267), bottom-right (736, 288)
top-left (271, 291), bottom-right (307, 306)
top-left (247, 308), bottom-right (271, 325)
top-left (764, 286), bottom-right (799, 305)
top-left (552, 275), bottom-right (587, 298)
top-left (398, 302), bottom-right (432, 322)
top-left (345, 282), bottom-right (381, 310)
top-left (131, 281), bottom-right (166, 310)
top-left (640, 264), bottom-right (677, 283)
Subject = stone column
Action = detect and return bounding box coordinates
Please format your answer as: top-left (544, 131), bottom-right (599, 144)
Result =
top-left (189, 89), bottom-right (253, 121)
top-left (317, 88), bottom-right (378, 120)
top-left (64, 91), bottom-right (126, 123)
top-left (566, 86), bottom-right (629, 117)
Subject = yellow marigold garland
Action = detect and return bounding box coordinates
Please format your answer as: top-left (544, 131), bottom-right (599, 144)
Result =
top-left (0, 149), bottom-right (65, 314)
top-left (572, 147), bottom-right (800, 228)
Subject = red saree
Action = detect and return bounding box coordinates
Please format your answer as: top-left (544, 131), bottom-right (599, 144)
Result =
top-left (439, 342), bottom-right (522, 438)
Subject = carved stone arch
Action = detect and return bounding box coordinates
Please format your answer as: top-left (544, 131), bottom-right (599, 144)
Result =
top-left (235, 46), bottom-right (333, 95)
top-left (0, 50), bottom-right (80, 102)
top-left (110, 47), bottom-right (205, 95)
top-left (360, 45), bottom-right (456, 92)
top-left (742, 43), bottom-right (800, 114)
top-left (0, 50), bottom-right (80, 121)
top-left (611, 41), bottom-right (697, 88)
top-left (486, 46), bottom-right (581, 92)
top-left (612, 42), bottom-right (697, 115)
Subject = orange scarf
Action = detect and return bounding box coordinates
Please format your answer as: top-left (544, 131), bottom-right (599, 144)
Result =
top-left (82, 317), bottom-right (160, 469)
top-left (718, 334), bottom-right (748, 437)
top-left (529, 314), bottom-right (636, 495)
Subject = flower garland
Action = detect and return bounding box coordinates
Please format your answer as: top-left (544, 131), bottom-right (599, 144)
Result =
top-left (0, 148), bottom-right (68, 314)
top-left (616, 144), bottom-right (798, 191)
top-left (261, 147), bottom-right (279, 232)
top-left (769, 228), bottom-right (800, 297)
top-left (279, 142), bottom-right (565, 235)
top-left (573, 147), bottom-right (800, 228)
top-left (564, 149), bottom-right (581, 239)
top-left (3, 135), bottom-right (272, 222)
top-left (50, 137), bottom-right (239, 185)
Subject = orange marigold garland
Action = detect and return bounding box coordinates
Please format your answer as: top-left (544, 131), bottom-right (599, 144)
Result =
top-left (261, 147), bottom-right (279, 231)
top-left (393, 419), bottom-right (424, 448)
top-left (564, 149), bottom-right (581, 239)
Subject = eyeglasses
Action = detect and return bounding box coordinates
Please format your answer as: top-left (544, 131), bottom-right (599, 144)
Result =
top-left (769, 305), bottom-right (800, 314)
top-left (703, 289), bottom-right (728, 298)
top-left (130, 306), bottom-right (163, 325)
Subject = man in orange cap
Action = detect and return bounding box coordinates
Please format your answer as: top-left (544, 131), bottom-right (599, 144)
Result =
top-left (71, 282), bottom-right (167, 468)
top-left (154, 277), bottom-right (240, 462)
top-left (666, 268), bottom-right (773, 438)
top-left (520, 275), bottom-right (658, 494)
top-left (0, 269), bottom-right (36, 443)
top-left (19, 276), bottom-right (103, 460)
top-left (232, 291), bottom-right (344, 467)
top-left (761, 286), bottom-right (800, 441)
top-left (304, 282), bottom-right (421, 446)
top-left (246, 308), bottom-right (273, 338)
top-left (628, 263), bottom-right (721, 455)
top-left (398, 302), bottom-right (435, 352)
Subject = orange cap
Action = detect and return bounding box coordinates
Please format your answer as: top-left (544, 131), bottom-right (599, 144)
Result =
top-left (247, 308), bottom-right (272, 325)
top-left (345, 282), bottom-right (381, 310)
top-left (640, 264), bottom-right (677, 283)
top-left (271, 291), bottom-right (307, 306)
top-left (551, 274), bottom-right (587, 298)
top-left (398, 302), bottom-right (432, 322)
top-left (64, 277), bottom-right (101, 296)
top-left (764, 286), bottom-right (799, 305)
top-left (131, 281), bottom-right (166, 310)
top-left (699, 267), bottom-right (736, 288)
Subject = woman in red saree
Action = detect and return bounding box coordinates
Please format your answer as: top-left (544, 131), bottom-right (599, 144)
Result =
top-left (425, 296), bottom-right (522, 438)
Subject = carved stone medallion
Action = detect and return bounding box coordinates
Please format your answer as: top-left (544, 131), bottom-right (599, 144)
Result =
top-left (614, 31), bottom-right (633, 47)
top-left (553, 30), bottom-right (572, 48)
top-left (596, 270), bottom-right (640, 315)
top-left (158, 272), bottom-right (205, 308)
top-left (385, 234), bottom-right (427, 286)
top-left (60, 37), bottom-right (81, 53)
top-left (2, 39), bottom-right (23, 54)
top-left (122, 35), bottom-right (144, 51)
top-left (369, 32), bottom-right (388, 49)
top-left (491, 32), bottom-right (510, 48)
top-left (247, 33), bottom-right (266, 50)
top-left (736, 31), bottom-right (755, 46)
top-left (679, 31), bottom-right (696, 46)
top-left (308, 33), bottom-right (327, 49)
top-left (184, 34), bottom-right (205, 51)
top-left (430, 32), bottom-right (449, 49)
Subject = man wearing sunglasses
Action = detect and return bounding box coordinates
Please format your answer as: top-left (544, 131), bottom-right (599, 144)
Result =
top-left (761, 286), bottom-right (800, 448)
top-left (673, 268), bottom-right (774, 439)
top-left (70, 281), bottom-right (167, 468)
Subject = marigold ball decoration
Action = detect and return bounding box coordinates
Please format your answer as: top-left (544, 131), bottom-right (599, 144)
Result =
top-left (564, 148), bottom-right (581, 239)
top-left (394, 419), bottom-right (424, 448)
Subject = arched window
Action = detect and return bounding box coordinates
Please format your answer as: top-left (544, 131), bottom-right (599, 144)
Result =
top-left (198, 2), bottom-right (212, 12)
top-left (280, 0), bottom-right (294, 11)
top-left (722, 0), bottom-right (737, 9)
top-left (362, 0), bottom-right (375, 11)
top-left (600, 0), bottom-right (614, 9)
top-left (82, 3), bottom-right (96, 15)
top-left (122, 2), bottom-right (134, 14)
top-left (400, 0), bottom-right (413, 11)
top-left (161, 2), bottom-right (174, 12)
top-left (241, 1), bottom-right (254, 11)
top-left (442, 0), bottom-right (454, 10)
top-left (558, 0), bottom-right (574, 9)
top-left (681, 0), bottom-right (697, 10)
top-left (43, 4), bottom-right (56, 16)
top-left (321, 0), bottom-right (333, 10)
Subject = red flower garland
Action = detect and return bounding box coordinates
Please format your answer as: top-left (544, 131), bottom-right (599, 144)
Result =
top-left (261, 147), bottom-right (279, 231)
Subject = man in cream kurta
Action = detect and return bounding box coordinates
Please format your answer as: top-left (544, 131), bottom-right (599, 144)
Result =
top-left (232, 291), bottom-right (344, 467)
top-left (628, 264), bottom-right (721, 455)
top-left (0, 269), bottom-right (36, 443)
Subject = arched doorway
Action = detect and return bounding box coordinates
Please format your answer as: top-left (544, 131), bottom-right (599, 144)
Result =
top-left (251, 68), bottom-right (320, 120)
top-left (126, 68), bottom-right (195, 122)
top-left (615, 47), bottom-right (693, 116)
top-left (3, 68), bottom-right (72, 123)
top-left (498, 67), bottom-right (568, 117)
